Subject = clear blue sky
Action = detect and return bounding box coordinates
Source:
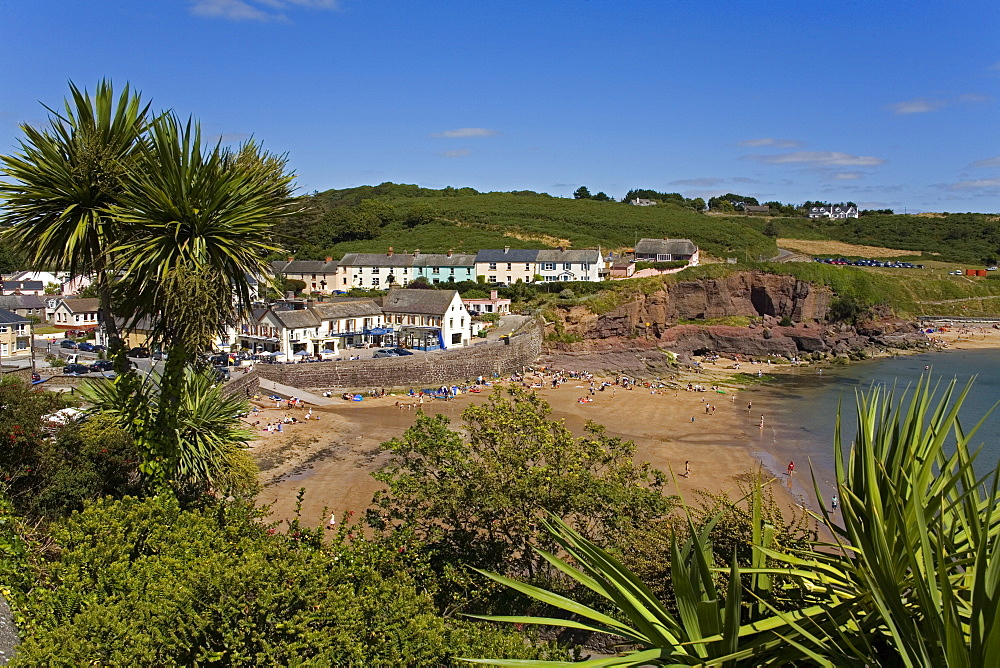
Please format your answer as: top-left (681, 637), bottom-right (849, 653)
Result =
top-left (3, 0), bottom-right (999, 212)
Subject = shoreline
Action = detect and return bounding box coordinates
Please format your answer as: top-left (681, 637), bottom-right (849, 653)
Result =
top-left (250, 325), bottom-right (1000, 530)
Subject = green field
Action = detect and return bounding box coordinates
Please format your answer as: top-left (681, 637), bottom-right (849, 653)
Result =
top-left (280, 184), bottom-right (779, 261)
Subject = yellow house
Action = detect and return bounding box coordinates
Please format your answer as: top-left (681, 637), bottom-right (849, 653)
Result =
top-left (0, 308), bottom-right (32, 360)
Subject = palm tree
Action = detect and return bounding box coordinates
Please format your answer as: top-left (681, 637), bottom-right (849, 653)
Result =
top-left (81, 365), bottom-right (255, 491)
top-left (110, 113), bottom-right (297, 355)
top-left (468, 376), bottom-right (1000, 666)
top-left (0, 80), bottom-right (151, 352)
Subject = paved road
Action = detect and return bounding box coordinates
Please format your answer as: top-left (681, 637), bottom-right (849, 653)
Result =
top-left (488, 314), bottom-right (530, 339)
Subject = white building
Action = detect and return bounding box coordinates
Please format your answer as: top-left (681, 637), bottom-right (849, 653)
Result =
top-left (382, 288), bottom-right (472, 350)
top-left (534, 249), bottom-right (604, 282)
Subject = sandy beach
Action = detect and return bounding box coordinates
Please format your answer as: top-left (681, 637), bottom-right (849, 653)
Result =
top-left (250, 359), bottom-right (802, 528)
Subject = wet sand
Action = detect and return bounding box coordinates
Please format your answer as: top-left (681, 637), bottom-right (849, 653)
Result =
top-left (251, 361), bottom-right (802, 528)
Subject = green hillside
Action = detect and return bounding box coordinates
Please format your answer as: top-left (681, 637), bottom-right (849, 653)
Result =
top-left (736, 212), bottom-right (1000, 265)
top-left (279, 183), bottom-right (779, 261)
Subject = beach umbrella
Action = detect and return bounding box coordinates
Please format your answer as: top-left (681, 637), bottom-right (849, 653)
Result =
top-left (294, 350), bottom-right (310, 356)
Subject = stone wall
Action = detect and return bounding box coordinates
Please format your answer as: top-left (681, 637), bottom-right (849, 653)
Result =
top-left (223, 368), bottom-right (260, 398)
top-left (255, 318), bottom-right (544, 391)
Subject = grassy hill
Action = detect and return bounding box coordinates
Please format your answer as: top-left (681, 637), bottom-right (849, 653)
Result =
top-left (736, 212), bottom-right (1000, 266)
top-left (279, 183), bottom-right (779, 261)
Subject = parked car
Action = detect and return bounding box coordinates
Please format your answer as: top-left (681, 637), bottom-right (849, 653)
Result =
top-left (989, 267), bottom-right (998, 271)
top-left (389, 347), bottom-right (414, 356)
top-left (63, 363), bottom-right (90, 375)
top-left (89, 360), bottom-right (114, 372)
top-left (373, 348), bottom-right (401, 358)
top-left (77, 341), bottom-right (95, 352)
top-left (152, 350), bottom-right (169, 361)
top-left (31, 372), bottom-right (41, 382)
top-left (128, 347), bottom-right (151, 358)
top-left (949, 270), bottom-right (963, 275)
top-left (59, 339), bottom-right (78, 349)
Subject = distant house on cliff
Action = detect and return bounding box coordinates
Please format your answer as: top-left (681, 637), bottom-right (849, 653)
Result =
top-left (744, 205), bottom-right (770, 215)
top-left (628, 198), bottom-right (656, 206)
top-left (633, 238), bottom-right (699, 264)
top-left (806, 204), bottom-right (858, 219)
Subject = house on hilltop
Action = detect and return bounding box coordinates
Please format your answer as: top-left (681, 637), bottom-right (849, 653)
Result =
top-left (51, 298), bottom-right (101, 330)
top-left (807, 204), bottom-right (858, 219)
top-left (744, 205), bottom-right (771, 215)
top-left (629, 198), bottom-right (656, 206)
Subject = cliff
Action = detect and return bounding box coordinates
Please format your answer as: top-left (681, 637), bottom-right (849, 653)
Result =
top-left (543, 272), bottom-right (929, 370)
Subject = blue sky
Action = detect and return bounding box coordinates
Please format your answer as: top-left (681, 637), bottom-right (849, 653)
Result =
top-left (2, 0), bottom-right (999, 212)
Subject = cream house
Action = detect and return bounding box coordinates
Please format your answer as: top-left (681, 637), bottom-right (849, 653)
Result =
top-left (0, 309), bottom-right (32, 359)
top-left (382, 288), bottom-right (471, 349)
top-left (51, 298), bottom-right (101, 330)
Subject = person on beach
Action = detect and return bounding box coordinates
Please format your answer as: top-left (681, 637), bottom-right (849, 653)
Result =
top-left (747, 401), bottom-right (752, 412)
top-left (787, 461), bottom-right (795, 476)
top-left (831, 494), bottom-right (838, 510)
top-left (759, 415), bottom-right (765, 428)
top-left (684, 461), bottom-right (690, 477)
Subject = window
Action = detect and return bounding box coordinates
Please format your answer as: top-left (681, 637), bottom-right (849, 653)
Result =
top-left (543, 263), bottom-right (555, 271)
top-left (545, 276), bottom-right (559, 282)
top-left (432, 267), bottom-right (439, 274)
top-left (525, 263), bottom-right (530, 270)
top-left (372, 277), bottom-right (380, 286)
top-left (506, 263), bottom-right (512, 271)
top-left (488, 276), bottom-right (497, 283)
top-left (449, 318), bottom-right (454, 328)
top-left (17, 339), bottom-right (27, 350)
top-left (506, 276), bottom-right (511, 284)
top-left (451, 332), bottom-right (462, 344)
top-left (433, 278), bottom-right (440, 284)
top-left (582, 263), bottom-right (589, 271)
top-left (0, 326), bottom-right (6, 333)
top-left (311, 274), bottom-right (316, 279)
top-left (563, 262), bottom-right (572, 270)
top-left (342, 278), bottom-right (347, 285)
top-left (372, 267), bottom-right (380, 274)
top-left (488, 262), bottom-right (497, 270)
top-left (449, 267), bottom-right (455, 275)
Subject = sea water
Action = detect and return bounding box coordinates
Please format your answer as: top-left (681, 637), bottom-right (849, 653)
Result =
top-left (741, 349), bottom-right (1000, 506)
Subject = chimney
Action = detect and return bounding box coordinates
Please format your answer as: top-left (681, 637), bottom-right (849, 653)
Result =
top-left (413, 248), bottom-right (420, 257)
top-left (447, 248), bottom-right (453, 257)
top-left (387, 247), bottom-right (394, 257)
top-left (325, 256), bottom-right (333, 263)
top-left (504, 246), bottom-right (510, 254)
top-left (287, 256), bottom-right (294, 263)
top-left (306, 298), bottom-right (316, 308)
top-left (490, 289), bottom-right (498, 300)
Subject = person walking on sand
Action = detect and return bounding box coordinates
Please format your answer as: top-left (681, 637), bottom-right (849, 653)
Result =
top-left (684, 461), bottom-right (690, 477)
top-left (787, 461), bottom-right (795, 476)
top-left (747, 401), bottom-right (752, 412)
top-left (831, 494), bottom-right (838, 511)
top-left (759, 415), bottom-right (765, 429)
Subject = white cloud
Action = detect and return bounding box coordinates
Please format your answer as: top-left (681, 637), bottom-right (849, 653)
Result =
top-left (190, 0), bottom-right (338, 21)
top-left (439, 149), bottom-right (472, 158)
top-left (970, 156), bottom-right (1000, 169)
top-left (888, 97), bottom-right (947, 115)
top-left (738, 138), bottom-right (804, 148)
top-left (830, 171), bottom-right (864, 180)
top-left (746, 151), bottom-right (886, 167)
top-left (946, 177), bottom-right (1000, 191)
top-left (432, 127), bottom-right (498, 138)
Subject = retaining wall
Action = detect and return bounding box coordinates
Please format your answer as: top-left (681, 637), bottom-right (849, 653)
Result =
top-left (223, 368), bottom-right (260, 398)
top-left (255, 318), bottom-right (544, 391)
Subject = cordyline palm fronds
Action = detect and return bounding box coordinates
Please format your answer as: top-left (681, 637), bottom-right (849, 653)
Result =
top-left (110, 112), bottom-right (297, 353)
top-left (466, 375), bottom-right (1000, 666)
top-left (80, 365), bottom-right (254, 489)
top-left (0, 80), bottom-right (151, 348)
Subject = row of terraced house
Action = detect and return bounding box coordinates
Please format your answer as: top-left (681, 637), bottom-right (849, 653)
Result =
top-left (270, 239), bottom-right (698, 295)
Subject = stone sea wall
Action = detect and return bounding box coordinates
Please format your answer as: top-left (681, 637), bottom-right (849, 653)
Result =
top-left (255, 318), bottom-right (544, 391)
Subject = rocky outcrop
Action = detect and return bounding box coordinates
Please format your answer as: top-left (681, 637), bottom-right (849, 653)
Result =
top-left (545, 272), bottom-right (930, 363)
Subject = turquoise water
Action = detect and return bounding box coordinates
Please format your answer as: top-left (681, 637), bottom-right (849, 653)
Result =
top-left (740, 349), bottom-right (1000, 507)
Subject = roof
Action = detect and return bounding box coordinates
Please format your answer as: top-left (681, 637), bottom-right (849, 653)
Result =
top-left (412, 253), bottom-right (477, 267)
top-left (0, 309), bottom-right (29, 325)
top-left (1, 280), bottom-right (44, 291)
top-left (634, 238), bottom-right (698, 256)
top-left (535, 249), bottom-right (601, 263)
top-left (475, 249), bottom-right (541, 263)
top-left (312, 300), bottom-right (383, 319)
top-left (268, 308), bottom-right (321, 329)
top-left (0, 295), bottom-right (46, 309)
top-left (744, 205), bottom-right (770, 212)
top-left (339, 252), bottom-right (415, 268)
top-left (270, 259), bottom-right (339, 274)
top-left (58, 298), bottom-right (101, 313)
top-left (382, 288), bottom-right (460, 316)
